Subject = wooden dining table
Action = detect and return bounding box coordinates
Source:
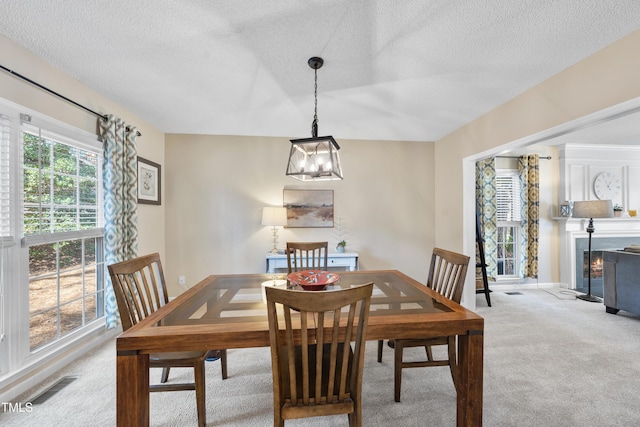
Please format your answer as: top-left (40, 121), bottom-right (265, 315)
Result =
top-left (116, 270), bottom-right (484, 426)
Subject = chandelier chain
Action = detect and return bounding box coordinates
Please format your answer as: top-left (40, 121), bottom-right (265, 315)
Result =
top-left (312, 67), bottom-right (318, 137)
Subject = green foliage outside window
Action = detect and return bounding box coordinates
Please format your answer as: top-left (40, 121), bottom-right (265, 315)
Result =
top-left (23, 132), bottom-right (99, 236)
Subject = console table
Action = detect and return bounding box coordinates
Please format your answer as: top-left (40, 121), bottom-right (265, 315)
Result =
top-left (265, 252), bottom-right (358, 273)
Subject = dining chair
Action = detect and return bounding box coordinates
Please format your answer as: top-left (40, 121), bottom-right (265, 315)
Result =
top-left (377, 247), bottom-right (470, 402)
top-left (108, 252), bottom-right (227, 427)
top-left (265, 282), bottom-right (374, 427)
top-left (286, 241), bottom-right (329, 273)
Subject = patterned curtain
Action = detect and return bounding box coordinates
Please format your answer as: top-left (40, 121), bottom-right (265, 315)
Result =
top-left (475, 158), bottom-right (497, 281)
top-left (518, 155), bottom-right (539, 278)
top-left (99, 115), bottom-right (138, 328)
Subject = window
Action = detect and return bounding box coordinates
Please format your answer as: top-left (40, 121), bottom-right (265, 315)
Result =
top-left (21, 117), bottom-right (105, 351)
top-left (0, 98), bottom-right (108, 391)
top-left (496, 171), bottom-right (521, 278)
top-left (22, 125), bottom-right (101, 235)
top-left (28, 236), bottom-right (104, 350)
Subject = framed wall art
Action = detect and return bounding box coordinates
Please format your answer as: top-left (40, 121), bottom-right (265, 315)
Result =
top-left (137, 156), bottom-right (161, 205)
top-left (283, 189), bottom-right (333, 228)
top-left (559, 202), bottom-right (572, 217)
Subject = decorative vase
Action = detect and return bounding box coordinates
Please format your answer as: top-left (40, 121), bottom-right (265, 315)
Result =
top-left (614, 211), bottom-right (622, 217)
top-left (336, 245), bottom-right (345, 253)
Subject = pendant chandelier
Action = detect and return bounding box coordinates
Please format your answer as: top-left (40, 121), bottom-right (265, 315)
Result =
top-left (286, 57), bottom-right (343, 181)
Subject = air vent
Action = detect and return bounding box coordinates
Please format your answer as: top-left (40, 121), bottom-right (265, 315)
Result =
top-left (29, 376), bottom-right (78, 405)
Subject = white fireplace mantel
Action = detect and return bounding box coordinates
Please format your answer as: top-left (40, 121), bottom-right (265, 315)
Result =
top-left (555, 217), bottom-right (640, 288)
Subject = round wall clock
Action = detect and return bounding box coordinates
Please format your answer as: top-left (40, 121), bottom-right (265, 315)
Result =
top-left (593, 171), bottom-right (621, 200)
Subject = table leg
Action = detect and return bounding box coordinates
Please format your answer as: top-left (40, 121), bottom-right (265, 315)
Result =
top-left (456, 330), bottom-right (483, 427)
top-left (117, 350), bottom-right (149, 426)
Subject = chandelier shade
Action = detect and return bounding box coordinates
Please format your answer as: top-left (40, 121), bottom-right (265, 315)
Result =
top-left (286, 57), bottom-right (343, 181)
top-left (286, 135), bottom-right (343, 181)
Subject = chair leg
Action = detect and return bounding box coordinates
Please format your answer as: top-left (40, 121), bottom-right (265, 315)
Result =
top-left (394, 341), bottom-right (404, 402)
top-left (194, 360), bottom-right (206, 427)
top-left (424, 345), bottom-right (434, 362)
top-left (349, 402), bottom-right (361, 427)
top-left (274, 410), bottom-right (284, 427)
top-left (220, 349), bottom-right (228, 380)
top-left (160, 367), bottom-right (170, 383)
top-left (377, 340), bottom-right (384, 362)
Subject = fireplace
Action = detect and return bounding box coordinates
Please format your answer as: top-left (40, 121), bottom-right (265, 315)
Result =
top-left (574, 236), bottom-right (640, 297)
top-left (558, 217), bottom-right (640, 293)
top-left (581, 250), bottom-right (604, 297)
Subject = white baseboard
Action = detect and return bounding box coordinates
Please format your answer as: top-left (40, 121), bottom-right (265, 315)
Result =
top-left (488, 282), bottom-right (568, 291)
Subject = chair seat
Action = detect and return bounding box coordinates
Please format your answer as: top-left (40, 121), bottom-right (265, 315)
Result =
top-left (150, 351), bottom-right (207, 363)
top-left (395, 337), bottom-right (449, 347)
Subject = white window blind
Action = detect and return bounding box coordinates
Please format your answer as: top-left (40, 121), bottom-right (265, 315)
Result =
top-left (496, 173), bottom-right (522, 222)
top-left (0, 113), bottom-right (14, 244)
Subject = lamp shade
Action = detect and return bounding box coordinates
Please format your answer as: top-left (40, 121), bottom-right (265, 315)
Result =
top-left (261, 207), bottom-right (288, 226)
top-left (286, 136), bottom-right (343, 181)
top-left (572, 200), bottom-right (614, 219)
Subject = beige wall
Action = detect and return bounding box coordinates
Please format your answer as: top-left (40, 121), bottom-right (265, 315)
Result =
top-left (435, 29), bottom-right (640, 305)
top-left (1, 34), bottom-right (166, 259)
top-left (164, 134), bottom-right (434, 295)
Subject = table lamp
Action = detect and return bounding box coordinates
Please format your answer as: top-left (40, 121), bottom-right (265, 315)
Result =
top-left (262, 207), bottom-right (288, 253)
top-left (572, 199), bottom-right (613, 302)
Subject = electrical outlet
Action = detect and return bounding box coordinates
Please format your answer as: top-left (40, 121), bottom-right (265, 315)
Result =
top-left (179, 276), bottom-right (185, 285)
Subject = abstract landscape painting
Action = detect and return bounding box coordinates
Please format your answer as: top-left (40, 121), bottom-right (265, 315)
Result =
top-left (283, 189), bottom-right (334, 227)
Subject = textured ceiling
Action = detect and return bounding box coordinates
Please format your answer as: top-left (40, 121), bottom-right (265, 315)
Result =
top-left (1, 1), bottom-right (640, 142)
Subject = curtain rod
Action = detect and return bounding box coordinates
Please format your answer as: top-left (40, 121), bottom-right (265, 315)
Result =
top-left (0, 64), bottom-right (141, 136)
top-left (496, 155), bottom-right (552, 160)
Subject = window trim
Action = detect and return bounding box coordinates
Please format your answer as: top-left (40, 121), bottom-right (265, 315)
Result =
top-left (21, 114), bottom-right (102, 153)
top-left (21, 228), bottom-right (104, 248)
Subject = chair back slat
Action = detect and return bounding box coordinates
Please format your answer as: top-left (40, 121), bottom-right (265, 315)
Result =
top-left (286, 242), bottom-right (329, 273)
top-left (427, 247), bottom-right (470, 303)
top-left (107, 253), bottom-right (169, 331)
top-left (325, 310), bottom-right (338, 402)
top-left (315, 311), bottom-right (325, 403)
top-left (336, 305), bottom-right (349, 401)
top-left (266, 282), bottom-right (373, 422)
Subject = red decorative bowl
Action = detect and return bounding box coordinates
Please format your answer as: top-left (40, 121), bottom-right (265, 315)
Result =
top-left (287, 270), bottom-right (339, 291)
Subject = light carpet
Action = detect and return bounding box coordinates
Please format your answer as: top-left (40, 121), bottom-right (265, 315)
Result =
top-left (2, 288), bottom-right (640, 426)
